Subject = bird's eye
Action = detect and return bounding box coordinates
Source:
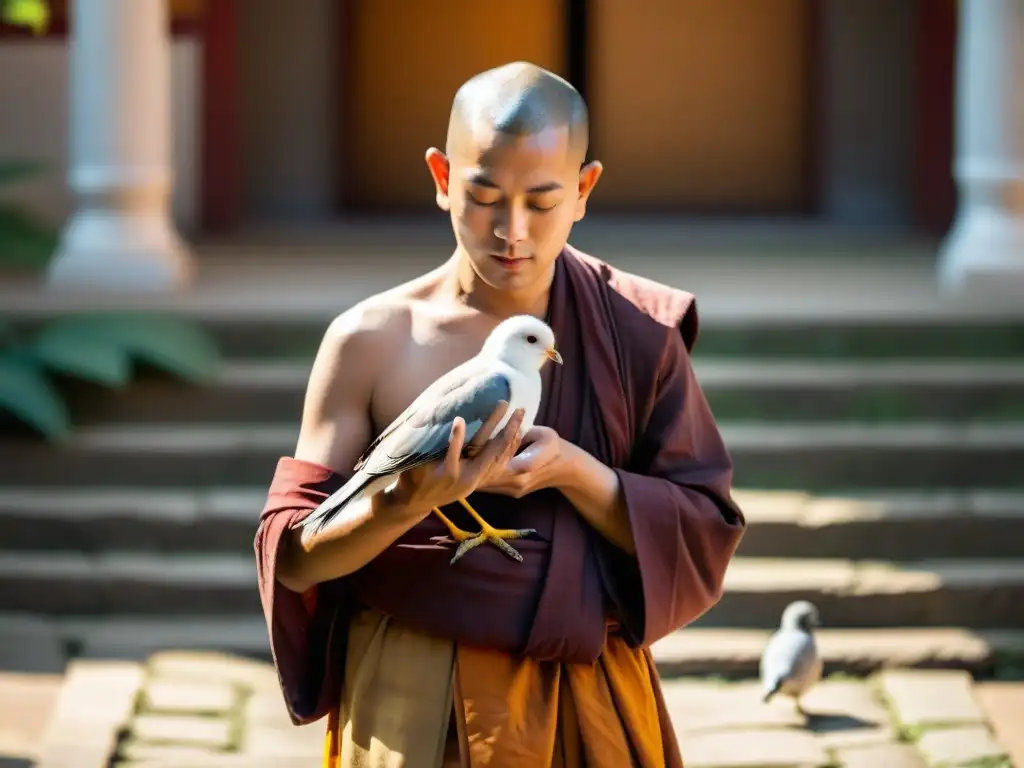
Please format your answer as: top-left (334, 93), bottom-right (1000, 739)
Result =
top-left (526, 335), bottom-right (538, 344)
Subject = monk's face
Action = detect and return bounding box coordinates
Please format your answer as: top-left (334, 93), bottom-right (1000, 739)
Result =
top-left (426, 125), bottom-right (602, 292)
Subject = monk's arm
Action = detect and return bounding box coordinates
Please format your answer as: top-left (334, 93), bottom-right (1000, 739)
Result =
top-left (277, 490), bottom-right (420, 592)
top-left (559, 445), bottom-right (636, 556)
top-left (275, 307), bottom-right (424, 593)
top-left (594, 324), bottom-right (746, 645)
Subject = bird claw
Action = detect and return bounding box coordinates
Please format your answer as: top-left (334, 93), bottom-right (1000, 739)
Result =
top-left (449, 527), bottom-right (536, 565)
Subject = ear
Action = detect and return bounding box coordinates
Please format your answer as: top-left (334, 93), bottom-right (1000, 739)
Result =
top-left (573, 160), bottom-right (603, 222)
top-left (425, 147), bottom-right (451, 212)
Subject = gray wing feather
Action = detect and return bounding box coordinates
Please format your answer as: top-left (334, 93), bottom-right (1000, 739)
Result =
top-left (358, 371), bottom-right (512, 478)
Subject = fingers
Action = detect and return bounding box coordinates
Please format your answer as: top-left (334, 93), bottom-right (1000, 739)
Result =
top-left (500, 416), bottom-right (524, 463)
top-left (467, 400), bottom-right (509, 451)
top-left (445, 417), bottom-right (466, 475)
top-left (483, 408), bottom-right (524, 465)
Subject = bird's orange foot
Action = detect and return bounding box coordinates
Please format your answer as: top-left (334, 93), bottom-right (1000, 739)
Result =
top-left (448, 521), bottom-right (536, 564)
top-left (431, 500), bottom-right (535, 565)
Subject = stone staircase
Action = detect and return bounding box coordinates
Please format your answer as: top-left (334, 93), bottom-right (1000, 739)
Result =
top-left (1, 311), bottom-right (1023, 676)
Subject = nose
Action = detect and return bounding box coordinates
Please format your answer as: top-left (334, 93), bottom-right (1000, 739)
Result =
top-left (493, 201), bottom-right (528, 246)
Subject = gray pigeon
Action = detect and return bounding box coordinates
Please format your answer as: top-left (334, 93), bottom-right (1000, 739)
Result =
top-left (760, 600), bottom-right (823, 716)
top-left (299, 314), bottom-right (562, 565)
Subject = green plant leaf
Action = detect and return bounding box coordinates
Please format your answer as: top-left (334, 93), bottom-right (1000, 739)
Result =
top-left (0, 320), bottom-right (16, 348)
top-left (1, 0), bottom-right (50, 35)
top-left (28, 321), bottom-right (132, 386)
top-left (0, 207), bottom-right (60, 269)
top-left (0, 159), bottom-right (46, 185)
top-left (0, 355), bottom-right (71, 440)
top-left (36, 313), bottom-right (220, 383)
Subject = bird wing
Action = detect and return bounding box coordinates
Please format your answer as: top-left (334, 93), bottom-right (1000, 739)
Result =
top-left (355, 366), bottom-right (513, 479)
top-left (760, 630), bottom-right (818, 690)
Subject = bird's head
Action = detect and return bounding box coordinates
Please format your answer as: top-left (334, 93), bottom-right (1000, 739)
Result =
top-left (482, 315), bottom-right (562, 372)
top-left (780, 600), bottom-right (820, 632)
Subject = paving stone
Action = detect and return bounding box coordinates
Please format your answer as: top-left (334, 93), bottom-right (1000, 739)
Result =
top-left (916, 726), bottom-right (1008, 767)
top-left (131, 714), bottom-right (234, 751)
top-left (681, 728), bottom-right (830, 767)
top-left (240, 724), bottom-right (324, 759)
top-left (0, 672), bottom-right (63, 763)
top-left (145, 651), bottom-right (279, 693)
top-left (243, 691), bottom-right (296, 730)
top-left (836, 743), bottom-right (926, 768)
top-left (661, 680), bottom-right (804, 732)
top-left (117, 742), bottom-right (229, 762)
top-left (35, 660), bottom-right (144, 768)
top-left (877, 670), bottom-right (987, 729)
top-left (974, 681), bottom-right (1024, 768)
top-left (117, 757), bottom-right (315, 767)
top-left (800, 680), bottom-right (895, 748)
top-left (142, 679), bottom-right (238, 716)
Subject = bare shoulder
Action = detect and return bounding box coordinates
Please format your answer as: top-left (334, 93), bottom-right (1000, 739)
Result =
top-left (293, 288), bottom-right (416, 472)
top-left (322, 291), bottom-right (414, 363)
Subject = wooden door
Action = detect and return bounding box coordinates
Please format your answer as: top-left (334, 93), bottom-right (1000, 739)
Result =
top-left (588, 0), bottom-right (812, 212)
top-left (342, 0), bottom-right (568, 210)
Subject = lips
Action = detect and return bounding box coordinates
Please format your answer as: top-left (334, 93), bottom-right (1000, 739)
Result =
top-left (490, 254), bottom-right (531, 270)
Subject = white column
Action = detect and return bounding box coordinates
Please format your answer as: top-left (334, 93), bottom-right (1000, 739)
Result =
top-left (47, 0), bottom-right (194, 292)
top-left (939, 0), bottom-right (1024, 297)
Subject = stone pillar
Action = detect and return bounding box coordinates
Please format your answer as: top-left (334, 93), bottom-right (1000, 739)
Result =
top-left (47, 0), bottom-right (194, 291)
top-left (938, 0), bottom-right (1024, 296)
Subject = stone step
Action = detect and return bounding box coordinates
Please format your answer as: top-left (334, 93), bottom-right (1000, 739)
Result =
top-left (650, 627), bottom-right (1024, 679)
top-left (701, 557), bottom-right (1024, 630)
top-left (56, 360), bottom-right (1024, 426)
top-left (2, 487), bottom-right (1022, 561)
top-left (733, 489), bottom-right (1024, 560)
top-left (60, 361), bottom-right (307, 427)
top-left (34, 620), bottom-right (1024, 679)
top-left (0, 487), bottom-right (266, 553)
top-left (127, 318), bottom-right (1024, 360)
top-left (696, 360), bottom-right (1024, 422)
top-left (1, 422), bottom-right (1021, 490)
top-left (724, 422), bottom-right (1024, 490)
top-left (5, 611), bottom-right (1024, 680)
top-left (0, 553), bottom-right (261, 616)
top-left (8, 312), bottom-right (1022, 361)
top-left (2, 552), bottom-right (1024, 629)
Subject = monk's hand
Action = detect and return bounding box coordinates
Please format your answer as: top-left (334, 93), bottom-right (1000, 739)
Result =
top-left (477, 426), bottom-right (570, 499)
top-left (391, 406), bottom-right (525, 518)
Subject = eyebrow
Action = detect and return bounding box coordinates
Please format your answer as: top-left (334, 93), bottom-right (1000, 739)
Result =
top-left (467, 173), bottom-right (563, 194)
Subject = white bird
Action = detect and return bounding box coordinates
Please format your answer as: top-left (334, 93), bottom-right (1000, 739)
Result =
top-left (299, 314), bottom-right (562, 565)
top-left (760, 600), bottom-right (824, 716)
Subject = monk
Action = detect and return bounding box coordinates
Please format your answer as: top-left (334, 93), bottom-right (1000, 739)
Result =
top-left (255, 61), bottom-right (746, 767)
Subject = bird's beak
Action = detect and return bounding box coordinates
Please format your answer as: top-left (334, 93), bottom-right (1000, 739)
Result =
top-left (545, 347), bottom-right (563, 365)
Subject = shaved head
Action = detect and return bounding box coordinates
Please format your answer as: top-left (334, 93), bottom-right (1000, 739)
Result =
top-left (446, 62), bottom-right (589, 164)
top-left (425, 61), bottom-right (603, 296)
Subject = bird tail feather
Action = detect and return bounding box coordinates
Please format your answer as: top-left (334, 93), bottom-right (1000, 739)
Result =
top-left (300, 470), bottom-right (375, 536)
top-left (762, 680), bottom-right (783, 704)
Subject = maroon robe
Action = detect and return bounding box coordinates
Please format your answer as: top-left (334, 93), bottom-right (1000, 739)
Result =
top-left (254, 245), bottom-right (746, 764)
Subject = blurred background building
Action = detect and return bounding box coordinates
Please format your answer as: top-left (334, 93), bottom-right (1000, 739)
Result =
top-left (2, 0), bottom-right (1022, 294)
top-left (3, 0), bottom-right (1021, 293)
top-left (0, 0), bottom-right (960, 234)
